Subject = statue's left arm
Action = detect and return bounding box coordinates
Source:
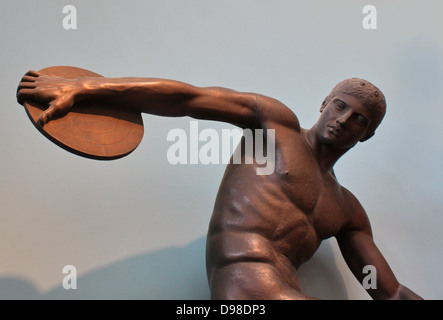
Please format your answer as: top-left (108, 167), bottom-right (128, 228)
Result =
top-left (336, 192), bottom-right (423, 300)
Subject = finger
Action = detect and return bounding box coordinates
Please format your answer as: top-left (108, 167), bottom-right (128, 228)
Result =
top-left (25, 70), bottom-right (40, 77)
top-left (37, 100), bottom-right (69, 127)
top-left (17, 72), bottom-right (39, 104)
top-left (20, 75), bottom-right (38, 83)
top-left (17, 81), bottom-right (36, 89)
top-left (16, 88), bottom-right (36, 105)
top-left (16, 83), bottom-right (36, 103)
top-left (37, 104), bottom-right (56, 127)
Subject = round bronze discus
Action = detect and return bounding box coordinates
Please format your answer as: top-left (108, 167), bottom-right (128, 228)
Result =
top-left (23, 66), bottom-right (144, 160)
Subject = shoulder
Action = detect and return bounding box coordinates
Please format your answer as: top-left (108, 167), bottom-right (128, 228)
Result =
top-left (255, 94), bottom-right (301, 131)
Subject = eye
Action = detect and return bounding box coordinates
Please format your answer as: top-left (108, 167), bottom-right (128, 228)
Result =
top-left (335, 102), bottom-right (346, 110)
top-left (355, 114), bottom-right (368, 127)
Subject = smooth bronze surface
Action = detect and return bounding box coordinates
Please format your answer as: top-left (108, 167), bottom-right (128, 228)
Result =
top-left (22, 66), bottom-right (144, 160)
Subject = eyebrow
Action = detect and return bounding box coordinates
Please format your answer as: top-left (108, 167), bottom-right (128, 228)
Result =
top-left (332, 98), bottom-right (347, 106)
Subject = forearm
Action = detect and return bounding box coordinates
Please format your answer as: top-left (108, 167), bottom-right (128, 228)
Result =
top-left (338, 231), bottom-right (423, 300)
top-left (76, 77), bottom-right (198, 117)
top-left (75, 76), bottom-right (260, 128)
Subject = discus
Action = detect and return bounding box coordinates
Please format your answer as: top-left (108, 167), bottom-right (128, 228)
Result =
top-left (22, 66), bottom-right (144, 160)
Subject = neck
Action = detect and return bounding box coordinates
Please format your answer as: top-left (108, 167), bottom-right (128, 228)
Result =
top-left (304, 126), bottom-right (352, 172)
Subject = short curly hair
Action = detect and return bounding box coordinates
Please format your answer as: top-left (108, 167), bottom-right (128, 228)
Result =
top-left (323, 78), bottom-right (387, 137)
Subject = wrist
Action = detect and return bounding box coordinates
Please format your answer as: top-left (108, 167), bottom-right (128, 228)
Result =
top-left (74, 77), bottom-right (102, 102)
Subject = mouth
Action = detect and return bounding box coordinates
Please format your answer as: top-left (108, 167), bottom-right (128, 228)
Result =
top-left (327, 125), bottom-right (342, 137)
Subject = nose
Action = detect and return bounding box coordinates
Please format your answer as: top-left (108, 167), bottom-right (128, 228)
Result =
top-left (336, 110), bottom-right (353, 128)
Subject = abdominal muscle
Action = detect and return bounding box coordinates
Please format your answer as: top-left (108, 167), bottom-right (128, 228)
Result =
top-left (205, 171), bottom-right (322, 299)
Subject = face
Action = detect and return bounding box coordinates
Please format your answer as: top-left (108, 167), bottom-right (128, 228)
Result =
top-left (316, 93), bottom-right (373, 149)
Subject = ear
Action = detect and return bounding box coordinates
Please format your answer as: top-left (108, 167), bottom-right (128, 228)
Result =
top-left (320, 100), bottom-right (327, 113)
top-left (360, 131), bottom-right (374, 142)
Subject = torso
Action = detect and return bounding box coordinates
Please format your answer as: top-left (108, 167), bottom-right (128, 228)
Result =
top-left (206, 120), bottom-right (355, 297)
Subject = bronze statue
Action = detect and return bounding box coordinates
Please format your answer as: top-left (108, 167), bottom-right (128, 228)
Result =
top-left (17, 69), bottom-right (423, 300)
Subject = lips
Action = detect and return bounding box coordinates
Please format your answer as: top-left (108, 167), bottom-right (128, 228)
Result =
top-left (327, 125), bottom-right (342, 137)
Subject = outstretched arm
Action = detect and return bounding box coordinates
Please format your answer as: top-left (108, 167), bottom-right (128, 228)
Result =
top-left (17, 70), bottom-right (260, 129)
top-left (336, 192), bottom-right (423, 300)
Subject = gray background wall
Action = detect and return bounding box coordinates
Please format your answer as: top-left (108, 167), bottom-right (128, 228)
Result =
top-left (1, 0), bottom-right (441, 299)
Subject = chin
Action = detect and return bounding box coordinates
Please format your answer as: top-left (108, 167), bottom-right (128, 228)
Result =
top-left (319, 134), bottom-right (335, 146)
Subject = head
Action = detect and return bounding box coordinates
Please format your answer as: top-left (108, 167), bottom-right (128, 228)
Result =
top-left (322, 78), bottom-right (386, 139)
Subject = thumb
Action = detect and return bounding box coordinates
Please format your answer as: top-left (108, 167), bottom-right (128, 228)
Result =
top-left (37, 102), bottom-right (58, 127)
top-left (37, 96), bottom-right (74, 127)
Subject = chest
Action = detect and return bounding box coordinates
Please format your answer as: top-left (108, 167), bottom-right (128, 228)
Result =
top-left (275, 150), bottom-right (352, 240)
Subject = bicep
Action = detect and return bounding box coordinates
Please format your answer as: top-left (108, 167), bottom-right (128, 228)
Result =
top-left (186, 87), bottom-right (259, 129)
top-left (187, 89), bottom-right (300, 131)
